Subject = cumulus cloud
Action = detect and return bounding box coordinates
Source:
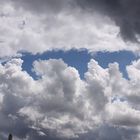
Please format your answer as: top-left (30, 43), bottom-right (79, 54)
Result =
top-left (0, 58), bottom-right (140, 139)
top-left (1, 1), bottom-right (140, 139)
top-left (0, 1), bottom-right (139, 58)
top-left (76, 0), bottom-right (140, 42)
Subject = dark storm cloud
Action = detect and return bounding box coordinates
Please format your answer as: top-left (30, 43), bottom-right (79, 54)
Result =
top-left (76, 0), bottom-right (140, 42)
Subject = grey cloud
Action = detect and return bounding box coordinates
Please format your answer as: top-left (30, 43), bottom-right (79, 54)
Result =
top-left (76, 124), bottom-right (139, 140)
top-left (10, 0), bottom-right (74, 14)
top-left (1, 94), bottom-right (24, 115)
top-left (76, 0), bottom-right (140, 42)
top-left (0, 0), bottom-right (138, 57)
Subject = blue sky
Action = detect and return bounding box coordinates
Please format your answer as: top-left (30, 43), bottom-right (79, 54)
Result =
top-left (21, 50), bottom-right (139, 79)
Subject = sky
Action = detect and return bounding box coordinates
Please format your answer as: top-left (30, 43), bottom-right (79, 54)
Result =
top-left (1, 0), bottom-right (140, 140)
top-left (21, 50), bottom-right (139, 79)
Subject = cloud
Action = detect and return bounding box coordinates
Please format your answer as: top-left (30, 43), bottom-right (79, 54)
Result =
top-left (76, 0), bottom-right (140, 42)
top-left (84, 60), bottom-right (109, 113)
top-left (0, 58), bottom-right (140, 139)
top-left (1, 0), bottom-right (140, 139)
top-left (106, 100), bottom-right (140, 127)
top-left (0, 1), bottom-right (139, 58)
top-left (0, 58), bottom-right (89, 139)
top-left (10, 0), bottom-right (73, 14)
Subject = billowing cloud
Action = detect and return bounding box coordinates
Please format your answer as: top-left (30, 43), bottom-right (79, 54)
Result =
top-left (0, 58), bottom-right (140, 139)
top-left (0, 1), bottom-right (139, 58)
top-left (1, 0), bottom-right (140, 139)
top-left (76, 0), bottom-right (140, 42)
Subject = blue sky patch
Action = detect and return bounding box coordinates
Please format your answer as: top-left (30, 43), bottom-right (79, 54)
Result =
top-left (21, 50), bottom-right (139, 79)
top-left (93, 51), bottom-right (139, 79)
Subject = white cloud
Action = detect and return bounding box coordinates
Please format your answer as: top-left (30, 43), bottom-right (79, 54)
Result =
top-left (0, 58), bottom-right (140, 139)
top-left (84, 59), bottom-right (109, 113)
top-left (0, 2), bottom-right (139, 58)
top-left (1, 0), bottom-right (140, 140)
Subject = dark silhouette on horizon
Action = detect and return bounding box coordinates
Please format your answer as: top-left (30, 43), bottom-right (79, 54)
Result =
top-left (8, 134), bottom-right (12, 140)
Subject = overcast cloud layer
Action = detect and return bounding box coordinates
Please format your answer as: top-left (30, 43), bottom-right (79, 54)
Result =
top-left (1, 58), bottom-right (140, 140)
top-left (0, 0), bottom-right (140, 58)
